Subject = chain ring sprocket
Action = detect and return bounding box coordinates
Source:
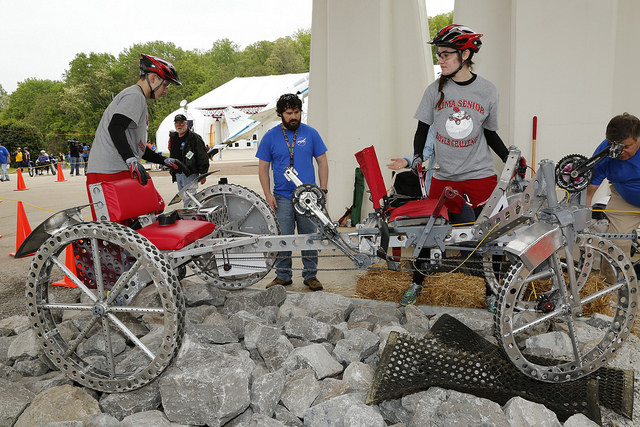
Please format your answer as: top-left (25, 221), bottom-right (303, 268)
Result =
top-left (186, 183), bottom-right (279, 289)
top-left (555, 154), bottom-right (591, 193)
top-left (26, 222), bottom-right (185, 392)
top-left (291, 184), bottom-right (326, 217)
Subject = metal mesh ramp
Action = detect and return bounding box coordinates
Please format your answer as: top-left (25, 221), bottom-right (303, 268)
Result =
top-left (367, 314), bottom-right (634, 423)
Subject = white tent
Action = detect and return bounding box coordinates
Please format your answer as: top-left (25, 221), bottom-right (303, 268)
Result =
top-left (155, 73), bottom-right (309, 154)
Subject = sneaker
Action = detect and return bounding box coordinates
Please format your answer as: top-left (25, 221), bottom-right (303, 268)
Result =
top-left (485, 294), bottom-right (497, 313)
top-left (400, 283), bottom-right (423, 306)
top-left (303, 277), bottom-right (323, 291)
top-left (266, 277), bottom-right (293, 289)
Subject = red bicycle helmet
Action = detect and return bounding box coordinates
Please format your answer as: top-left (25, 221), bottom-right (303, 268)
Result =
top-left (429, 24), bottom-right (483, 52)
top-left (139, 54), bottom-right (182, 85)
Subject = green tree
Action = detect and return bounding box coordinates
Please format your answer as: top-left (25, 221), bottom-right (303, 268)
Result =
top-left (0, 119), bottom-right (45, 155)
top-left (265, 37), bottom-right (306, 74)
top-left (427, 12), bottom-right (453, 64)
top-left (0, 85), bottom-right (8, 112)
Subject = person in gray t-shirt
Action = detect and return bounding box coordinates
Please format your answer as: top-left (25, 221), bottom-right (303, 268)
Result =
top-left (400, 25), bottom-right (514, 311)
top-left (86, 54), bottom-right (187, 209)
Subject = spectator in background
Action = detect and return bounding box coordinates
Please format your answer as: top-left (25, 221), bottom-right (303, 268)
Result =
top-left (168, 114), bottom-right (209, 203)
top-left (68, 138), bottom-right (81, 176)
top-left (0, 143), bottom-right (10, 181)
top-left (82, 146), bottom-right (89, 175)
top-left (14, 147), bottom-right (24, 171)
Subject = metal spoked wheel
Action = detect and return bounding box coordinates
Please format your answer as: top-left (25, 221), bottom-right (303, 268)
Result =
top-left (25, 222), bottom-right (185, 392)
top-left (187, 184), bottom-right (280, 289)
top-left (483, 253), bottom-right (511, 296)
top-left (495, 233), bottom-right (638, 382)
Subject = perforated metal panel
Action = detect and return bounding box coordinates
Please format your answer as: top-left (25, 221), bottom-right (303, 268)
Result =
top-left (367, 314), bottom-right (634, 423)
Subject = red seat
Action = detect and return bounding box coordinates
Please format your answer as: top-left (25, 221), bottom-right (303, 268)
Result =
top-left (388, 199), bottom-right (448, 221)
top-left (138, 220), bottom-right (216, 250)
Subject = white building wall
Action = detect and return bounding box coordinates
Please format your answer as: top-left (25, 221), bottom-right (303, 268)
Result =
top-left (309, 0), bottom-right (433, 219)
top-left (455, 0), bottom-right (640, 168)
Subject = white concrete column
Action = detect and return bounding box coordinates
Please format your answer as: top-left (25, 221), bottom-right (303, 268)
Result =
top-left (454, 0), bottom-right (640, 169)
top-left (308, 0), bottom-right (434, 219)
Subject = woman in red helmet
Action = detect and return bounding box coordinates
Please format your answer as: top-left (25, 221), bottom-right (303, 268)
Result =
top-left (86, 54), bottom-right (186, 217)
top-left (400, 24), bottom-right (511, 310)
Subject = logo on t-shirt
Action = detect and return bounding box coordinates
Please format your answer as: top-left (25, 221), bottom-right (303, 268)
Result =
top-left (446, 107), bottom-right (473, 139)
top-left (296, 137), bottom-right (307, 147)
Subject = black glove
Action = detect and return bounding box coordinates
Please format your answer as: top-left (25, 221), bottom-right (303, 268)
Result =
top-left (517, 157), bottom-right (527, 179)
top-left (164, 157), bottom-right (189, 175)
top-left (410, 154), bottom-right (423, 175)
top-left (126, 157), bottom-right (149, 186)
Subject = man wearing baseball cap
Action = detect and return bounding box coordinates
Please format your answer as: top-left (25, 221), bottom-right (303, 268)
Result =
top-left (168, 113), bottom-right (209, 202)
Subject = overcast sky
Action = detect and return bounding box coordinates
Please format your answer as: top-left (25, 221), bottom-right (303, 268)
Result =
top-left (0, 0), bottom-right (453, 94)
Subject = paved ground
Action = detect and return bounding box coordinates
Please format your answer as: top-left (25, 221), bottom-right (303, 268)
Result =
top-left (0, 154), bottom-right (364, 320)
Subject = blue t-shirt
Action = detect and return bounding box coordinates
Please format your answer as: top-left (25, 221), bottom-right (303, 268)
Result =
top-left (0, 146), bottom-right (9, 164)
top-left (256, 123), bottom-right (327, 199)
top-left (591, 139), bottom-right (640, 206)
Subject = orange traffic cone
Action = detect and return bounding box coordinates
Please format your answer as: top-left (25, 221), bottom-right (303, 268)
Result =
top-left (10, 201), bottom-right (33, 257)
top-left (53, 245), bottom-right (78, 287)
top-left (55, 162), bottom-right (66, 182)
top-left (13, 169), bottom-right (29, 191)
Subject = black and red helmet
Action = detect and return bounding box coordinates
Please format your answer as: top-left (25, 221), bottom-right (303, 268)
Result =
top-left (139, 54), bottom-right (182, 85)
top-left (429, 24), bottom-right (483, 52)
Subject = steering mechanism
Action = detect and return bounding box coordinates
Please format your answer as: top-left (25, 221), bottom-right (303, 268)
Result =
top-left (555, 141), bottom-right (623, 192)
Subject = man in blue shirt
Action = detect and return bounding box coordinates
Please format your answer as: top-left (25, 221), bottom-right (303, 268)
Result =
top-left (256, 94), bottom-right (329, 291)
top-left (586, 113), bottom-right (640, 271)
top-left (0, 143), bottom-right (10, 181)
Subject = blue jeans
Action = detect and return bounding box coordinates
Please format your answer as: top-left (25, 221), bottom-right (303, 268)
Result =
top-left (274, 194), bottom-right (318, 281)
top-left (70, 157), bottom-right (81, 175)
top-left (1, 163), bottom-right (9, 180)
top-left (176, 173), bottom-right (199, 207)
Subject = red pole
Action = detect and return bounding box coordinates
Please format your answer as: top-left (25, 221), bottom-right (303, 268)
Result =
top-left (531, 116), bottom-right (538, 177)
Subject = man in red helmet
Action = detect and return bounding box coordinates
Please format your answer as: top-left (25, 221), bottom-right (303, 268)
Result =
top-left (86, 54), bottom-right (186, 198)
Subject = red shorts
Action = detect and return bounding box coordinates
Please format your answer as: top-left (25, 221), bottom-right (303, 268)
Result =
top-left (428, 175), bottom-right (497, 214)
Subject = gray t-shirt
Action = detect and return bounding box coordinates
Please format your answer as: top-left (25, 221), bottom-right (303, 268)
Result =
top-left (87, 85), bottom-right (148, 174)
top-left (414, 75), bottom-right (498, 181)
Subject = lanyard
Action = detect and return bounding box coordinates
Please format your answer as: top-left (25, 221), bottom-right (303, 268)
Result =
top-left (281, 124), bottom-right (298, 167)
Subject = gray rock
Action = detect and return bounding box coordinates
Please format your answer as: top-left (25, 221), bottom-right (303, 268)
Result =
top-left (99, 379), bottom-right (162, 420)
top-left (7, 328), bottom-right (40, 361)
top-left (282, 343), bottom-right (343, 379)
top-left (333, 327), bottom-right (379, 364)
top-left (277, 302), bottom-right (311, 323)
top-left (229, 310), bottom-right (265, 339)
top-left (284, 316), bottom-right (333, 342)
top-left (0, 378), bottom-right (35, 427)
top-left (402, 305), bottom-right (431, 337)
top-left (348, 304), bottom-right (402, 326)
top-left (182, 279), bottom-right (226, 306)
top-left (185, 304), bottom-right (218, 324)
top-left (245, 320), bottom-right (282, 351)
top-left (257, 333), bottom-right (295, 371)
top-left (525, 331), bottom-right (574, 358)
top-left (503, 396), bottom-right (561, 427)
top-left (224, 286), bottom-right (286, 316)
top-left (273, 404), bottom-right (304, 426)
top-left (251, 369), bottom-right (286, 417)
top-left (0, 363), bottom-right (25, 382)
top-left (280, 369), bottom-right (320, 418)
top-left (0, 335), bottom-right (14, 365)
top-left (13, 356), bottom-right (50, 376)
top-left (0, 315), bottom-right (31, 335)
top-left (297, 292), bottom-right (354, 321)
top-left (186, 322), bottom-right (238, 344)
top-left (378, 397), bottom-right (413, 425)
top-left (159, 339), bottom-right (254, 426)
top-left (83, 413), bottom-right (122, 426)
top-left (249, 412), bottom-right (287, 426)
top-left (563, 413), bottom-right (600, 426)
top-left (14, 384), bottom-right (100, 427)
top-left (409, 387), bottom-right (509, 427)
top-left (303, 392), bottom-right (379, 427)
top-left (78, 330), bottom-right (127, 357)
top-left (314, 378), bottom-right (349, 405)
top-left (342, 361), bottom-right (374, 392)
top-left (20, 371), bottom-right (73, 395)
top-left (257, 305), bottom-right (280, 324)
top-left (120, 409), bottom-right (174, 426)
